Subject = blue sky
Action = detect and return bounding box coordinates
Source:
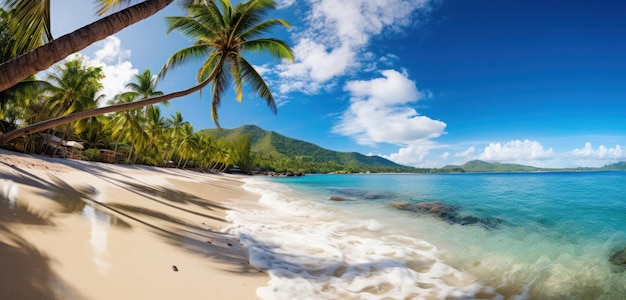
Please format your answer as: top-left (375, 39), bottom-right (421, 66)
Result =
top-left (49, 0), bottom-right (626, 168)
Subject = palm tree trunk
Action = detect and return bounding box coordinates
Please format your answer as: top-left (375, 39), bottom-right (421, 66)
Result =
top-left (0, 75), bottom-right (215, 144)
top-left (0, 0), bottom-right (174, 93)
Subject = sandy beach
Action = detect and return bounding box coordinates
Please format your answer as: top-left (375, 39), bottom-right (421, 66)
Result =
top-left (0, 149), bottom-right (268, 300)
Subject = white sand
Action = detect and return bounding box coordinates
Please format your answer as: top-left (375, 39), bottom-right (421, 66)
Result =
top-left (0, 149), bottom-right (268, 299)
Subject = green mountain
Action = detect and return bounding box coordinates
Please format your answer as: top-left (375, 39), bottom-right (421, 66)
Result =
top-left (601, 162), bottom-right (626, 170)
top-left (443, 160), bottom-right (626, 173)
top-left (199, 125), bottom-right (626, 174)
top-left (443, 160), bottom-right (541, 172)
top-left (200, 125), bottom-right (413, 172)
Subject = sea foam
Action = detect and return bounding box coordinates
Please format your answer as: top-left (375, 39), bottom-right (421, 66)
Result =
top-left (226, 178), bottom-right (495, 300)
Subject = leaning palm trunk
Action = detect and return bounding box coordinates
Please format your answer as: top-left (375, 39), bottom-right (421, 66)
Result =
top-left (0, 0), bottom-right (174, 93)
top-left (0, 73), bottom-right (217, 144)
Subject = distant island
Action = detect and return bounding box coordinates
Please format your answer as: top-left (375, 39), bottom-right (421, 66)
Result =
top-left (203, 125), bottom-right (626, 174)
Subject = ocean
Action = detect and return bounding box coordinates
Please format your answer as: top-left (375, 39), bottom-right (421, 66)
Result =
top-left (226, 172), bottom-right (626, 299)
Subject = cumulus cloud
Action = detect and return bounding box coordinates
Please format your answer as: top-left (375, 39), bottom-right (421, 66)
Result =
top-left (384, 140), bottom-right (440, 166)
top-left (571, 142), bottom-right (624, 159)
top-left (455, 146), bottom-right (475, 157)
top-left (277, 0), bottom-right (433, 94)
top-left (332, 70), bottom-right (445, 166)
top-left (275, 0), bottom-right (296, 9)
top-left (478, 140), bottom-right (554, 163)
top-left (332, 69), bottom-right (445, 146)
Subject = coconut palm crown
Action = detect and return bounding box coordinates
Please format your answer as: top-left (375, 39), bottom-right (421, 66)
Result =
top-left (158, 0), bottom-right (294, 129)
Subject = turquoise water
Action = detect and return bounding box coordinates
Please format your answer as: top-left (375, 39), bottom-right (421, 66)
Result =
top-left (227, 172), bottom-right (626, 299)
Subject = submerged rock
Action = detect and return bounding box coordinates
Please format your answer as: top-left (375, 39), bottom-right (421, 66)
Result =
top-left (390, 201), bottom-right (503, 230)
top-left (609, 247), bottom-right (626, 269)
top-left (391, 201), bottom-right (459, 218)
top-left (330, 188), bottom-right (396, 200)
top-left (329, 196), bottom-right (348, 201)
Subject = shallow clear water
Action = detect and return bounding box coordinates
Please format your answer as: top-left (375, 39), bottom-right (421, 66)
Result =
top-left (226, 172), bottom-right (626, 299)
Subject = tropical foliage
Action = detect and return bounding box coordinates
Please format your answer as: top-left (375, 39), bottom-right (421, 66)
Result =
top-left (0, 0), bottom-right (314, 175)
top-left (0, 0), bottom-right (293, 145)
top-left (203, 125), bottom-right (422, 174)
top-left (159, 0), bottom-right (294, 128)
top-left (0, 58), bottom-right (256, 172)
top-left (0, 0), bottom-right (176, 92)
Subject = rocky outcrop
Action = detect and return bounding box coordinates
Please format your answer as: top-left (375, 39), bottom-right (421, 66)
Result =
top-left (609, 247), bottom-right (626, 269)
top-left (390, 201), bottom-right (503, 229)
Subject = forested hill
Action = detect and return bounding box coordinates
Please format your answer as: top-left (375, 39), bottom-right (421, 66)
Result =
top-left (442, 160), bottom-right (626, 173)
top-left (442, 160), bottom-right (541, 172)
top-left (199, 125), bottom-right (626, 174)
top-left (200, 125), bottom-right (415, 173)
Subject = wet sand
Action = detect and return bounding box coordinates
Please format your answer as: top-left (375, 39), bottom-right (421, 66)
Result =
top-left (0, 149), bottom-right (268, 299)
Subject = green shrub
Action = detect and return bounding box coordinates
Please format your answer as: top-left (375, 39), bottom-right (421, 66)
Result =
top-left (83, 148), bottom-right (100, 161)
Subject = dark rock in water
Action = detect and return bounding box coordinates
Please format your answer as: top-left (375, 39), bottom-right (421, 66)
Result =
top-left (391, 201), bottom-right (458, 217)
top-left (450, 215), bottom-right (503, 229)
top-left (330, 188), bottom-right (396, 200)
top-left (329, 196), bottom-right (348, 201)
top-left (609, 248), bottom-right (626, 268)
top-left (362, 192), bottom-right (389, 200)
top-left (390, 201), bottom-right (503, 230)
top-left (414, 202), bottom-right (459, 217)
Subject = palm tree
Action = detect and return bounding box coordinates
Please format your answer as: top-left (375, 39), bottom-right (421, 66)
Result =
top-left (140, 105), bottom-right (166, 164)
top-left (0, 0), bottom-right (293, 144)
top-left (125, 68), bottom-right (164, 99)
top-left (164, 111), bottom-right (188, 162)
top-left (45, 58), bottom-right (104, 144)
top-left (174, 122), bottom-right (196, 167)
top-left (106, 93), bottom-right (147, 162)
top-left (46, 58), bottom-right (104, 118)
top-left (194, 133), bottom-right (215, 169)
top-left (0, 8), bottom-right (52, 131)
top-left (159, 0), bottom-right (293, 128)
top-left (0, 0), bottom-right (176, 92)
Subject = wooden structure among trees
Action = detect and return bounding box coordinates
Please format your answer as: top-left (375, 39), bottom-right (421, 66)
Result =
top-left (98, 149), bottom-right (123, 164)
top-left (40, 133), bottom-right (84, 160)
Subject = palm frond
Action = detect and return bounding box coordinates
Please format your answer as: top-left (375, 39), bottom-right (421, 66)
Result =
top-left (230, 0), bottom-right (276, 44)
top-left (238, 56), bottom-right (276, 115)
top-left (196, 51), bottom-right (223, 82)
top-left (95, 0), bottom-right (140, 16)
top-left (158, 44), bottom-right (214, 80)
top-left (165, 15), bottom-right (216, 40)
top-left (4, 0), bottom-right (52, 55)
top-left (218, 0), bottom-right (233, 25)
top-left (186, 1), bottom-right (225, 34)
top-left (210, 63), bottom-right (231, 128)
top-left (238, 19), bottom-right (289, 41)
top-left (240, 38), bottom-right (294, 61)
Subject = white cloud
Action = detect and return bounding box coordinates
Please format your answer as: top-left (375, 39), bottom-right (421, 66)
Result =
top-left (332, 69), bottom-right (445, 146)
top-left (333, 70), bottom-right (445, 167)
top-left (277, 0), bottom-right (433, 94)
top-left (384, 140), bottom-right (439, 166)
top-left (455, 146), bottom-right (475, 157)
top-left (275, 0), bottom-right (296, 9)
top-left (253, 64), bottom-right (272, 77)
top-left (571, 142), bottom-right (624, 159)
top-left (94, 36), bottom-right (131, 64)
top-left (478, 140), bottom-right (554, 163)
